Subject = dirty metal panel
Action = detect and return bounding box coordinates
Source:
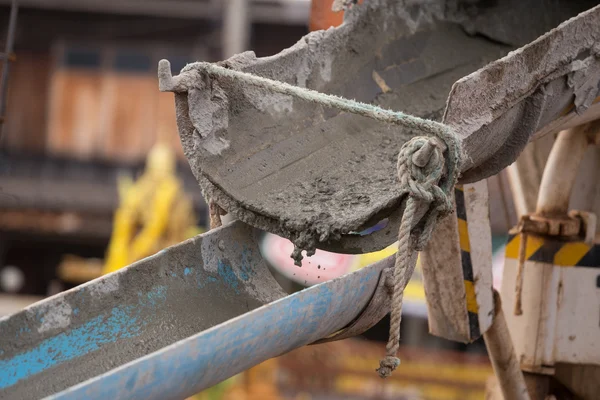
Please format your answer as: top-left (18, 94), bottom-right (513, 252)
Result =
top-left (502, 234), bottom-right (600, 368)
top-left (550, 265), bottom-right (600, 365)
top-left (447, 4), bottom-right (600, 182)
top-left (0, 219), bottom-right (391, 399)
top-left (448, 0), bottom-right (599, 48)
top-left (463, 181), bottom-right (494, 335)
top-left (47, 256), bottom-right (391, 400)
top-left (0, 221), bottom-right (287, 399)
top-left (421, 182), bottom-right (493, 343)
top-left (420, 192), bottom-right (468, 342)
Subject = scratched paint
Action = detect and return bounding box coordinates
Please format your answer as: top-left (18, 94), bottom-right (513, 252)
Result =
top-left (49, 260), bottom-right (386, 400)
top-left (16, 326), bottom-right (31, 338)
top-left (0, 286), bottom-right (166, 389)
top-left (217, 260), bottom-right (239, 293)
top-left (88, 277), bottom-right (119, 297)
top-left (0, 222), bottom-right (296, 399)
top-left (143, 286), bottom-right (167, 306)
top-left (37, 300), bottom-right (73, 333)
top-left (237, 247), bottom-right (255, 281)
top-left (0, 307), bottom-right (139, 389)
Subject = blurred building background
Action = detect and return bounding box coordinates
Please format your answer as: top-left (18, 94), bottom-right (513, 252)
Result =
top-left (0, 0), bottom-right (310, 300)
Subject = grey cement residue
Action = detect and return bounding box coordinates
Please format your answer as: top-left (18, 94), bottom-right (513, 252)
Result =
top-left (34, 299), bottom-right (72, 334)
top-left (170, 17), bottom-right (509, 263)
top-left (246, 89), bottom-right (294, 115)
top-left (188, 86), bottom-right (229, 140)
top-left (0, 222), bottom-right (286, 399)
top-left (568, 53), bottom-right (600, 115)
top-left (161, 0), bottom-right (600, 262)
top-left (446, 4), bottom-right (600, 182)
top-left (200, 234), bottom-right (219, 273)
top-left (200, 134), bottom-right (230, 156)
top-left (447, 0), bottom-right (599, 47)
top-left (87, 274), bottom-right (120, 297)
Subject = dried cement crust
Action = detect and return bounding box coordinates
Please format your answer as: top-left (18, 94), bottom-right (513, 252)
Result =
top-left (445, 3), bottom-right (600, 182)
top-left (162, 0), bottom-right (600, 259)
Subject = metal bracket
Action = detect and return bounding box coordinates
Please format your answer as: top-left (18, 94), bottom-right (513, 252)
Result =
top-left (515, 214), bottom-right (581, 237)
top-left (514, 210), bottom-right (596, 244)
top-left (568, 210), bottom-right (597, 245)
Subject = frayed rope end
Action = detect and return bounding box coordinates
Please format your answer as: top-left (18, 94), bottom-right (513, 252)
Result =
top-left (376, 356), bottom-right (400, 378)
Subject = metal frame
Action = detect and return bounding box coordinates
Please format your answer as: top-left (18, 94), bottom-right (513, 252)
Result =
top-left (501, 122), bottom-right (600, 399)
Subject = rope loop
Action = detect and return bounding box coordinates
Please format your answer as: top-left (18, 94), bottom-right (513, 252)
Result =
top-left (397, 136), bottom-right (454, 250)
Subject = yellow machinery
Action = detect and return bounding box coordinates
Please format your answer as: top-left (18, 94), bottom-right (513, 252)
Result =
top-left (103, 142), bottom-right (202, 274)
top-left (58, 141), bottom-right (202, 282)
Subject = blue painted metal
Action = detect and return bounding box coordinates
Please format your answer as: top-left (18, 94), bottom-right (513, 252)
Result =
top-left (0, 221), bottom-right (390, 399)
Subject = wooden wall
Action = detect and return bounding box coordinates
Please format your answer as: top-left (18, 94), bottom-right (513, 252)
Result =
top-left (0, 7), bottom-right (224, 162)
top-left (1, 46), bottom-right (187, 163)
top-left (45, 45), bottom-right (185, 162)
top-left (46, 71), bottom-right (183, 161)
top-left (0, 9), bottom-right (310, 164)
top-left (2, 52), bottom-right (51, 153)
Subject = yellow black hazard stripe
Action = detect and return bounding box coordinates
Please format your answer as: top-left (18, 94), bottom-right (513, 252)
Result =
top-left (455, 186), bottom-right (480, 340)
top-left (505, 234), bottom-right (600, 268)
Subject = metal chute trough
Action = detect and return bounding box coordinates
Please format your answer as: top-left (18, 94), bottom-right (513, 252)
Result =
top-left (2, 1), bottom-right (600, 399)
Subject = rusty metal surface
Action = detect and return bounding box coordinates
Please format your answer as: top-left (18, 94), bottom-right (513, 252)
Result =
top-left (0, 221), bottom-right (390, 399)
top-left (514, 214), bottom-right (582, 238)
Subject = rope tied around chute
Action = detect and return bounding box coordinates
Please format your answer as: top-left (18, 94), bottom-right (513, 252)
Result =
top-left (169, 60), bottom-right (463, 378)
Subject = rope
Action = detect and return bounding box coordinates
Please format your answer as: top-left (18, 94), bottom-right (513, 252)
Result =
top-left (376, 136), bottom-right (455, 378)
top-left (513, 232), bottom-right (527, 316)
top-left (181, 62), bottom-right (463, 377)
top-left (209, 200), bottom-right (225, 229)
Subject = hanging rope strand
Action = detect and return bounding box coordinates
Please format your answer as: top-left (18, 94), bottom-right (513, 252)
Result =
top-left (377, 197), bottom-right (417, 376)
top-left (377, 136), bottom-right (456, 378)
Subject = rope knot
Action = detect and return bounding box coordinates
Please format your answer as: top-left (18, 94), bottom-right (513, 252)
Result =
top-left (376, 356), bottom-right (400, 378)
top-left (397, 136), bottom-right (453, 250)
